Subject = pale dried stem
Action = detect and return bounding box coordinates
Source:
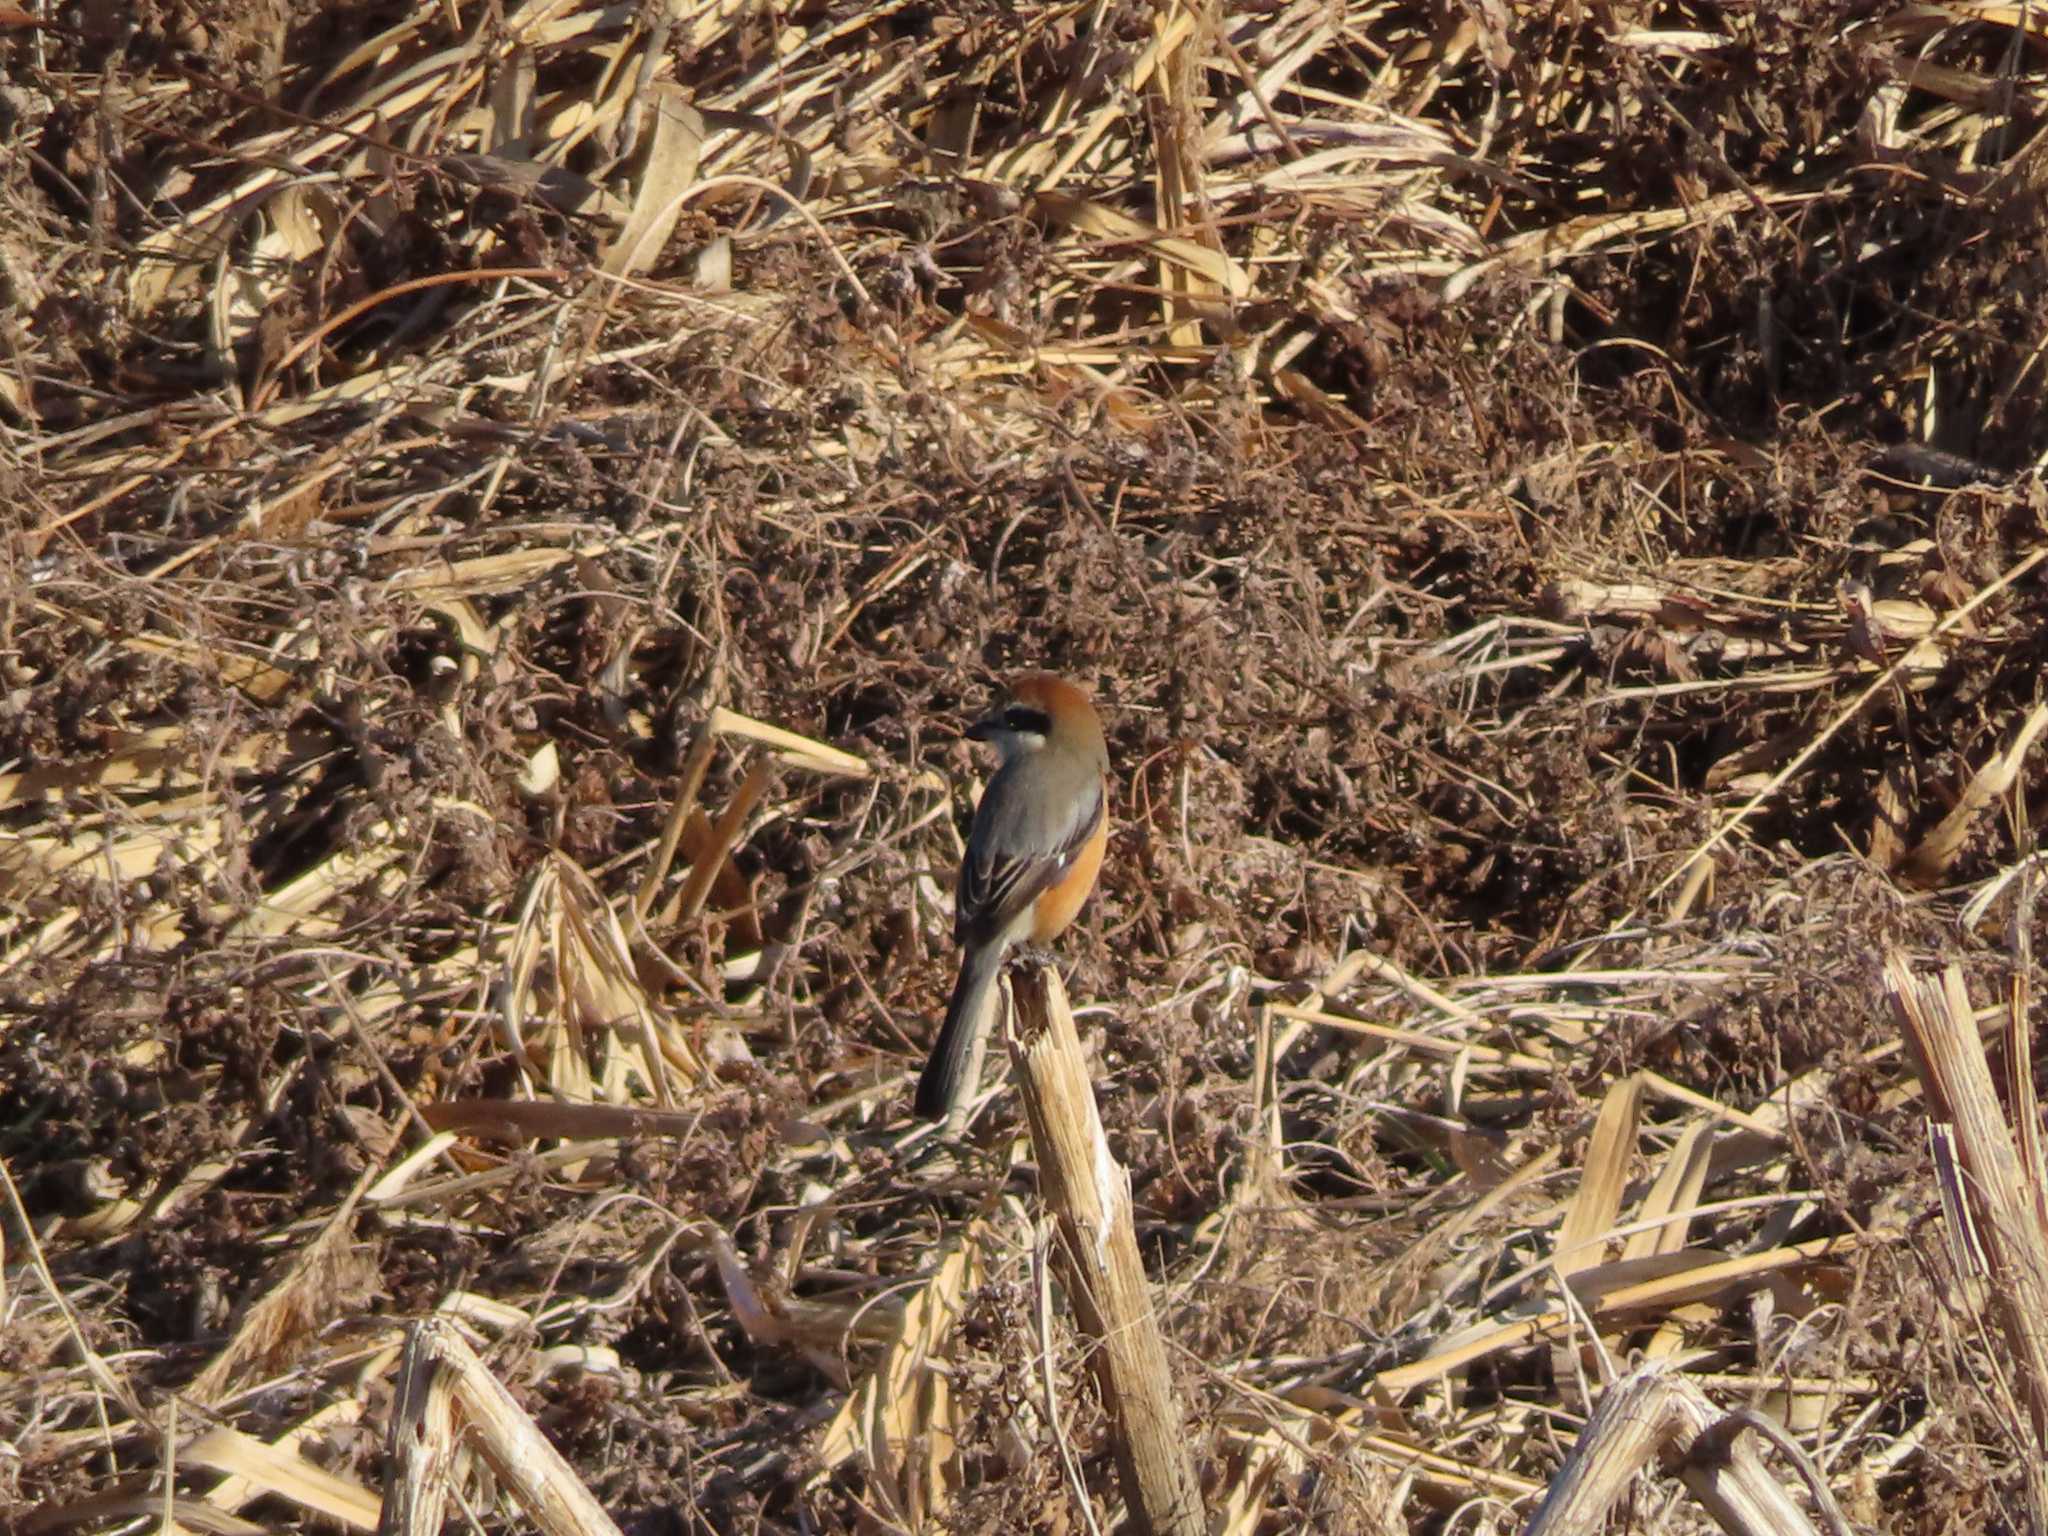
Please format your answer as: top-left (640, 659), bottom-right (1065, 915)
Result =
top-left (1519, 1361), bottom-right (1832, 1536)
top-left (1885, 953), bottom-right (2048, 1525)
top-left (379, 1316), bottom-right (623, 1536)
top-left (1008, 965), bottom-right (1205, 1536)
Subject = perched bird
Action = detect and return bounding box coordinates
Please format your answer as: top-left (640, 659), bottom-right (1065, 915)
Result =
top-left (915, 674), bottom-right (1110, 1121)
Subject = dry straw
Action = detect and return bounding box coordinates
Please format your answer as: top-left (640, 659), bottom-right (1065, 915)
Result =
top-left (11, 0), bottom-right (2048, 1531)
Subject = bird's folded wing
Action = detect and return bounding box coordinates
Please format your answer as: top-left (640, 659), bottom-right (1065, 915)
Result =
top-left (957, 780), bottom-right (1103, 941)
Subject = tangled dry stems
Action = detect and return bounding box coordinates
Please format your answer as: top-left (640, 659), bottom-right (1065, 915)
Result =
top-left (6, 1), bottom-right (2048, 1531)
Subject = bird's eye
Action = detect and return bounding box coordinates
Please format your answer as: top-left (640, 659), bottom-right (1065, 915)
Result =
top-left (1005, 706), bottom-right (1052, 735)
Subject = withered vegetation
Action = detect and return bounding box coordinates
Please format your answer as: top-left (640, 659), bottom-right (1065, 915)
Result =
top-left (5, 2), bottom-right (2048, 1532)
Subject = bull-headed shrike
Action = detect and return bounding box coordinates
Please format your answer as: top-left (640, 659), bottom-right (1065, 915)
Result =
top-left (915, 674), bottom-right (1110, 1121)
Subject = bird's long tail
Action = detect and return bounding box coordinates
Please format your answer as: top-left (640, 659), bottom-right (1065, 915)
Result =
top-left (915, 942), bottom-right (1005, 1121)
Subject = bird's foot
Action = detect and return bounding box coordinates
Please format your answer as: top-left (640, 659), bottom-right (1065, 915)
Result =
top-left (1008, 941), bottom-right (1059, 970)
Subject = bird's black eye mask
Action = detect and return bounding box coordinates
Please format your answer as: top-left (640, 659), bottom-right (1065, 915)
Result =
top-left (968, 705), bottom-right (1051, 740)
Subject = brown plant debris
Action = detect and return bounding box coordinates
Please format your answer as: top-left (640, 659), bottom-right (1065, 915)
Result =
top-left (7, 1), bottom-right (2048, 1532)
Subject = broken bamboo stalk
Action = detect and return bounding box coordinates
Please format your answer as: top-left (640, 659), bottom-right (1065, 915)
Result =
top-left (379, 1316), bottom-right (623, 1536)
top-left (1007, 965), bottom-right (1204, 1536)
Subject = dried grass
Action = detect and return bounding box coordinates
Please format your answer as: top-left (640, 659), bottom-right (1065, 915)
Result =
top-left (6, 1), bottom-right (2048, 1531)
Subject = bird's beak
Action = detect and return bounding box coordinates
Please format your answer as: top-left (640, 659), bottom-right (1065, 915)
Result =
top-left (964, 711), bottom-right (1001, 743)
